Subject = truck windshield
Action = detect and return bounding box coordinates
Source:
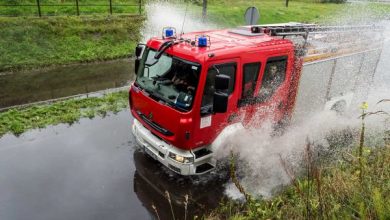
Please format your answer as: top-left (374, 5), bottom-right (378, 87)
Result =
top-left (135, 49), bottom-right (201, 111)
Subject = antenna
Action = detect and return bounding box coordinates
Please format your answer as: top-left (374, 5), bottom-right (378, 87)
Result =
top-left (180, 2), bottom-right (189, 37)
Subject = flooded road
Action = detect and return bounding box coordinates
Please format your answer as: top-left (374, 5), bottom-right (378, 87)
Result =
top-left (0, 59), bottom-right (135, 108)
top-left (0, 110), bottom-right (227, 220)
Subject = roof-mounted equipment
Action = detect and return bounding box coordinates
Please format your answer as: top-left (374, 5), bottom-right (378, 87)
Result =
top-left (195, 35), bottom-right (210, 47)
top-left (250, 26), bottom-right (262, 33)
top-left (162, 27), bottom-right (177, 39)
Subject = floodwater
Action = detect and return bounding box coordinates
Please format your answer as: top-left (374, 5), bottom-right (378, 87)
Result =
top-left (0, 59), bottom-right (135, 109)
top-left (0, 111), bottom-right (228, 220)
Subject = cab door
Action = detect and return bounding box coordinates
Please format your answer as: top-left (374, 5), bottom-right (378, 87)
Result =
top-left (196, 58), bottom-right (240, 145)
top-left (239, 55), bottom-right (292, 128)
top-left (237, 61), bottom-right (262, 126)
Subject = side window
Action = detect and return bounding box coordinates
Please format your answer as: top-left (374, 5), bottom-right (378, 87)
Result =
top-left (257, 57), bottom-right (287, 101)
top-left (201, 63), bottom-right (236, 112)
top-left (242, 62), bottom-right (261, 100)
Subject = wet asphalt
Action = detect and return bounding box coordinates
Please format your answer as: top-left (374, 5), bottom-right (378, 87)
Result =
top-left (0, 59), bottom-right (135, 109)
top-left (0, 110), bottom-right (227, 220)
top-left (0, 110), bottom-right (153, 220)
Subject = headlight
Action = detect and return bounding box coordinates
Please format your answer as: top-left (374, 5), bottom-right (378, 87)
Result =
top-left (169, 152), bottom-right (194, 164)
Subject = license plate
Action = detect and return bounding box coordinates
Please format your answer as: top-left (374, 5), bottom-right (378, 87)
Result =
top-left (144, 145), bottom-right (157, 160)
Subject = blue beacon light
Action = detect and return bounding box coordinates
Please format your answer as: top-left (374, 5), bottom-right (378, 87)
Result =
top-left (198, 36), bottom-right (208, 47)
top-left (165, 29), bottom-right (174, 38)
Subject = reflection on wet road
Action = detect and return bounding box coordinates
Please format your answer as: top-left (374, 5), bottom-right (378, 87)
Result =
top-left (0, 110), bottom-right (227, 220)
top-left (134, 150), bottom-right (228, 220)
top-left (0, 59), bottom-right (135, 108)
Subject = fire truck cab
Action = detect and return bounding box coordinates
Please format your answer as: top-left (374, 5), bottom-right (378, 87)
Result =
top-left (130, 26), bottom-right (300, 175)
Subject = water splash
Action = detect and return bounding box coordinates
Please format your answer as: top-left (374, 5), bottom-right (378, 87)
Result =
top-left (141, 0), bottom-right (219, 42)
top-left (141, 0), bottom-right (390, 199)
top-left (217, 18), bottom-right (390, 200)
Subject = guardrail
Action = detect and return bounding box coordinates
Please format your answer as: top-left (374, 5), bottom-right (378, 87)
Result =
top-left (0, 0), bottom-right (142, 17)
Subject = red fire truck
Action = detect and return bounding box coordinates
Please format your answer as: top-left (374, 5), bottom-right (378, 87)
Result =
top-left (129, 23), bottom-right (383, 175)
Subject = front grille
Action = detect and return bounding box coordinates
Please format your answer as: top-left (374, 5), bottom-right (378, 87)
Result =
top-left (136, 111), bottom-right (174, 136)
top-left (158, 151), bottom-right (165, 158)
top-left (196, 163), bottom-right (214, 174)
top-left (168, 164), bottom-right (181, 174)
top-left (194, 148), bottom-right (212, 159)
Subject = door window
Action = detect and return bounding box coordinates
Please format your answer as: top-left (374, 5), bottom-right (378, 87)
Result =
top-left (242, 62), bottom-right (261, 100)
top-left (201, 63), bottom-right (236, 114)
top-left (257, 57), bottom-right (287, 101)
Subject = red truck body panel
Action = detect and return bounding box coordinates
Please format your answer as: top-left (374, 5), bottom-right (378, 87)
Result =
top-left (130, 28), bottom-right (298, 151)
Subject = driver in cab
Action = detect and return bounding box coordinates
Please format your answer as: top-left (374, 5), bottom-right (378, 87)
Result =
top-left (171, 64), bottom-right (196, 92)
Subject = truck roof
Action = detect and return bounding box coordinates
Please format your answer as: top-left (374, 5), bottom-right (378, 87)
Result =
top-left (146, 23), bottom-right (384, 63)
top-left (146, 27), bottom-right (293, 62)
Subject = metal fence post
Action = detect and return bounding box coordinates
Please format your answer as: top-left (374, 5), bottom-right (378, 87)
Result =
top-left (76, 0), bottom-right (80, 16)
top-left (202, 0), bottom-right (207, 21)
top-left (139, 0), bottom-right (142, 14)
top-left (36, 0), bottom-right (42, 17)
top-left (109, 0), bottom-right (113, 15)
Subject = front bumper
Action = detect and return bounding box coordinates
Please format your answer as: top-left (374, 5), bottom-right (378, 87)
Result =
top-left (132, 118), bottom-right (216, 175)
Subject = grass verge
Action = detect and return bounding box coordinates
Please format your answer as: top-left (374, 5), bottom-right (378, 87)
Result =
top-left (0, 0), bottom-right (141, 16)
top-left (208, 144), bottom-right (390, 219)
top-left (203, 0), bottom-right (390, 27)
top-left (0, 90), bottom-right (129, 137)
top-left (0, 15), bottom-right (144, 72)
top-left (208, 104), bottom-right (390, 220)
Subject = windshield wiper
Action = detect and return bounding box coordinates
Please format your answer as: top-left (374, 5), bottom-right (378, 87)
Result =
top-left (143, 88), bottom-right (161, 100)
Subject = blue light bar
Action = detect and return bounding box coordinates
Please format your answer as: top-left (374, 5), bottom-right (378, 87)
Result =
top-left (198, 36), bottom-right (208, 47)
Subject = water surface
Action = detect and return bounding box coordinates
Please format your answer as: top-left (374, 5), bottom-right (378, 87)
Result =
top-left (0, 59), bottom-right (135, 108)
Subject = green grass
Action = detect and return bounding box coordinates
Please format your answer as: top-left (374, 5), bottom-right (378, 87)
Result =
top-left (0, 90), bottom-right (129, 137)
top-left (208, 144), bottom-right (390, 219)
top-left (202, 0), bottom-right (390, 27)
top-left (0, 0), bottom-right (142, 16)
top-left (0, 15), bottom-right (144, 72)
top-left (2, 0), bottom-right (389, 71)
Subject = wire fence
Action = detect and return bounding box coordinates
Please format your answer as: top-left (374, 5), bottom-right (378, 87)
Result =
top-left (0, 0), bottom-right (143, 17)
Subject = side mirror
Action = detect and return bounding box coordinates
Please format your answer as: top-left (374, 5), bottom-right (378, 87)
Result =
top-left (213, 92), bottom-right (228, 113)
top-left (215, 74), bottom-right (230, 91)
top-left (135, 44), bottom-right (145, 58)
top-left (134, 44), bottom-right (145, 74)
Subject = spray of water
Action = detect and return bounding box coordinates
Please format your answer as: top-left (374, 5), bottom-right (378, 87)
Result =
top-left (214, 6), bottom-right (390, 199)
top-left (141, 0), bottom-right (219, 42)
top-left (142, 0), bottom-right (390, 199)
top-left (218, 91), bottom-right (389, 199)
